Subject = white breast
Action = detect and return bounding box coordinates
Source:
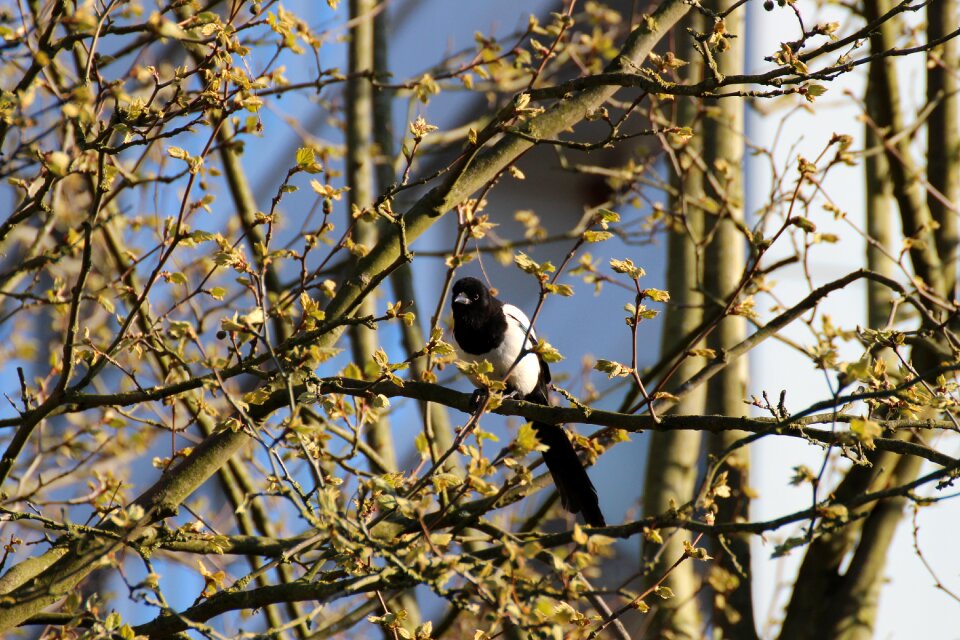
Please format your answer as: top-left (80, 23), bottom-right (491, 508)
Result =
top-left (457, 303), bottom-right (541, 397)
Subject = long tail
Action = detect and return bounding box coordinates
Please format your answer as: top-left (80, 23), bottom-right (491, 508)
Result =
top-left (526, 388), bottom-right (605, 527)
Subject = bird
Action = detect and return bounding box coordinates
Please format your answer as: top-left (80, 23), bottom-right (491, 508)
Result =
top-left (450, 276), bottom-right (605, 527)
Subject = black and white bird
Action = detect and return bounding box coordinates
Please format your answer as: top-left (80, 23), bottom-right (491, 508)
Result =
top-left (450, 276), bottom-right (605, 527)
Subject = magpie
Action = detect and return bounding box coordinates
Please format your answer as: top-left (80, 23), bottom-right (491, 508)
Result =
top-left (451, 276), bottom-right (605, 527)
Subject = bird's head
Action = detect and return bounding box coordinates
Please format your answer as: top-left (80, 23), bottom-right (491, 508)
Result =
top-left (452, 277), bottom-right (491, 314)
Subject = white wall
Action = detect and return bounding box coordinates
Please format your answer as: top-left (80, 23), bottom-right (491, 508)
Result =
top-left (745, 3), bottom-right (960, 637)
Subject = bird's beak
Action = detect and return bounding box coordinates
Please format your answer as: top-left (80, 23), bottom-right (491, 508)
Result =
top-left (453, 292), bottom-right (471, 305)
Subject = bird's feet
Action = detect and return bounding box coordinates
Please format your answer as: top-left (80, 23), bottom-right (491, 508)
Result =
top-left (468, 388), bottom-right (489, 413)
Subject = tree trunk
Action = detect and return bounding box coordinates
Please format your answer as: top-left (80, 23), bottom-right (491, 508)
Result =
top-left (641, 11), bottom-right (706, 639)
top-left (926, 0), bottom-right (959, 299)
top-left (347, 0), bottom-right (419, 632)
top-left (818, 2), bottom-right (955, 636)
top-left (702, 3), bottom-right (756, 638)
